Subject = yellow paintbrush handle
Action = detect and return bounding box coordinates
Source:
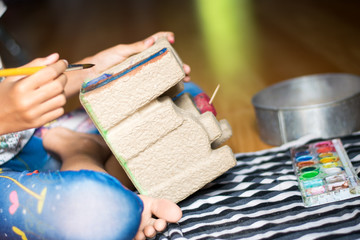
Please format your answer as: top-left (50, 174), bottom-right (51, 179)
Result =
top-left (0, 63), bottom-right (94, 77)
top-left (0, 66), bottom-right (46, 76)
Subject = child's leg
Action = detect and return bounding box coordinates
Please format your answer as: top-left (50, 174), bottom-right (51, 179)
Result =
top-left (42, 127), bottom-right (111, 172)
top-left (0, 168), bottom-right (143, 240)
top-left (43, 127), bottom-right (182, 239)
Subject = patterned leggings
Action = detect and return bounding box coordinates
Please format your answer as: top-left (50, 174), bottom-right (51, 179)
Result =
top-left (0, 110), bottom-right (143, 240)
top-left (0, 169), bottom-right (143, 240)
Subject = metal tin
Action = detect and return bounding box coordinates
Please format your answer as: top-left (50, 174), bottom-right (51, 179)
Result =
top-left (252, 73), bottom-right (360, 145)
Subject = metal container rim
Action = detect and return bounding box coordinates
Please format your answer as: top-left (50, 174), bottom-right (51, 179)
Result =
top-left (252, 73), bottom-right (360, 111)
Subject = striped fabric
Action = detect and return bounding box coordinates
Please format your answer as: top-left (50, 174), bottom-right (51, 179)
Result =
top-left (157, 133), bottom-right (360, 240)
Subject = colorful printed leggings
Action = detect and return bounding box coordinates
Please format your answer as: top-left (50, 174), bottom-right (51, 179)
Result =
top-left (0, 111), bottom-right (143, 240)
top-left (0, 169), bottom-right (143, 240)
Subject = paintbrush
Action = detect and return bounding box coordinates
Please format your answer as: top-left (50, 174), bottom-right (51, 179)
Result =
top-left (209, 84), bottom-right (220, 104)
top-left (0, 63), bottom-right (95, 77)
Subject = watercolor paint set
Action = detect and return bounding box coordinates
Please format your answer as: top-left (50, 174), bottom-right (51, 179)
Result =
top-left (291, 139), bottom-right (360, 207)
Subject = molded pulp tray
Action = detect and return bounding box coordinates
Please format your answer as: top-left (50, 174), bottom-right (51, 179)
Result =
top-left (252, 73), bottom-right (360, 145)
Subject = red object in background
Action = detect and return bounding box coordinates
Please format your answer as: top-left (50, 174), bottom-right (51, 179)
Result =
top-left (193, 93), bottom-right (217, 116)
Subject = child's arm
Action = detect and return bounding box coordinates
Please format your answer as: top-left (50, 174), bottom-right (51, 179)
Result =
top-left (0, 53), bottom-right (68, 135)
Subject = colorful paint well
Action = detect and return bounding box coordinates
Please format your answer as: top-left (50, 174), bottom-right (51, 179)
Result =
top-left (323, 167), bottom-right (343, 175)
top-left (325, 174), bottom-right (346, 184)
top-left (316, 146), bottom-right (335, 153)
top-left (291, 139), bottom-right (360, 207)
top-left (300, 170), bottom-right (319, 180)
top-left (319, 156), bottom-right (339, 164)
top-left (318, 152), bottom-right (333, 158)
top-left (300, 166), bottom-right (318, 173)
top-left (305, 185), bottom-right (326, 196)
top-left (302, 178), bottom-right (323, 188)
top-left (297, 161), bottom-right (316, 168)
top-left (296, 155), bottom-right (314, 162)
top-left (295, 150), bottom-right (310, 158)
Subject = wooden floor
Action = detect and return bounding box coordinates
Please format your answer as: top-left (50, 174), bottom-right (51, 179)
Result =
top-left (1, 0), bottom-right (360, 153)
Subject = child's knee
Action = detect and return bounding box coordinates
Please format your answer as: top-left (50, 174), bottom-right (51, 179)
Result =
top-left (0, 170), bottom-right (142, 239)
top-left (45, 171), bottom-right (143, 239)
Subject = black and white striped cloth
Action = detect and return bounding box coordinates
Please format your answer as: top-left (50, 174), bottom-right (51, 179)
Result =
top-left (157, 133), bottom-right (360, 240)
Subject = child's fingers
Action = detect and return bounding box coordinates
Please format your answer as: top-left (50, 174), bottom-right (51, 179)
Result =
top-left (183, 64), bottom-right (191, 75)
top-left (23, 93), bottom-right (66, 126)
top-left (142, 31), bottom-right (175, 48)
top-left (13, 71), bottom-right (67, 126)
top-left (147, 31), bottom-right (175, 44)
top-left (183, 64), bottom-right (191, 82)
top-left (114, 32), bottom-right (174, 59)
top-left (36, 94), bottom-right (66, 116)
top-left (33, 107), bottom-right (65, 128)
top-left (23, 59), bottom-right (68, 90)
top-left (32, 73), bottom-right (67, 105)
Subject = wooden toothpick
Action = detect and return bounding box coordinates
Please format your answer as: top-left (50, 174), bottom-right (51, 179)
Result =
top-left (209, 84), bottom-right (220, 105)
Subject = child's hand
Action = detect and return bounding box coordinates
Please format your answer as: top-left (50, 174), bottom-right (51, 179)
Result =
top-left (0, 53), bottom-right (68, 134)
top-left (64, 32), bottom-right (192, 97)
top-left (87, 32), bottom-right (191, 81)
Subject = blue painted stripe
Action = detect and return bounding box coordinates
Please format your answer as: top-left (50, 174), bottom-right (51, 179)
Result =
top-left (81, 48), bottom-right (168, 93)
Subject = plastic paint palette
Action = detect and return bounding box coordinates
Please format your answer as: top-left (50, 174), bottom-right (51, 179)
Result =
top-left (291, 139), bottom-right (360, 207)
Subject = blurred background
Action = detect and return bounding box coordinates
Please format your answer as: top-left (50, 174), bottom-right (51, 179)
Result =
top-left (1, 0), bottom-right (360, 153)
